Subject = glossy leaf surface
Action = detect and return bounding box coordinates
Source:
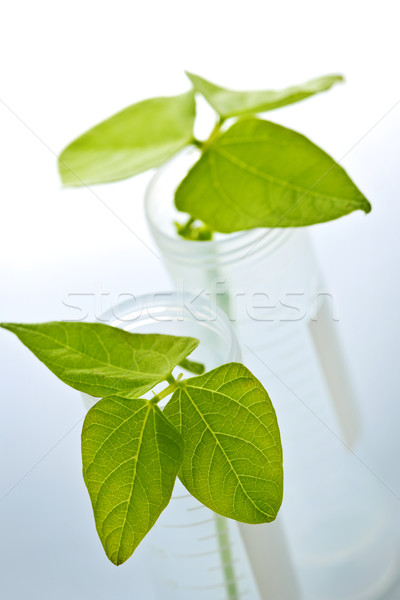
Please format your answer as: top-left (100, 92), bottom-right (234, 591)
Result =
top-left (82, 395), bottom-right (183, 564)
top-left (59, 91), bottom-right (196, 186)
top-left (164, 363), bottom-right (283, 523)
top-left (175, 118), bottom-right (371, 232)
top-left (186, 71), bottom-right (343, 118)
top-left (0, 322), bottom-right (198, 398)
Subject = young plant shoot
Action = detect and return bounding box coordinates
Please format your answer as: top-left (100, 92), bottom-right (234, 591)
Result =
top-left (0, 321), bottom-right (283, 566)
top-left (58, 71), bottom-right (371, 239)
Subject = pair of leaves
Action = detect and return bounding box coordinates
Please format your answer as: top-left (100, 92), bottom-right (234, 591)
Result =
top-left (58, 72), bottom-right (340, 188)
top-left (1, 322), bottom-right (283, 566)
top-left (83, 362), bottom-right (282, 564)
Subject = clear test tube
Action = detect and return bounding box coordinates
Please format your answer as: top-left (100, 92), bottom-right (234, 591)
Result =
top-left (145, 152), bottom-right (399, 599)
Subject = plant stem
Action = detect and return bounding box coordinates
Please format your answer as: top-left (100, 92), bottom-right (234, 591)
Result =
top-left (175, 117), bottom-right (227, 241)
top-left (151, 374), bottom-right (182, 404)
top-left (191, 137), bottom-right (204, 149)
top-left (203, 117), bottom-right (225, 150)
top-left (215, 515), bottom-right (240, 600)
top-left (178, 116), bottom-right (236, 599)
top-left (177, 216), bottom-right (196, 236)
top-left (191, 116), bottom-right (225, 152)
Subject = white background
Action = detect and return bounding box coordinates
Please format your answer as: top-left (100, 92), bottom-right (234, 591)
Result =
top-left (0, 1), bottom-right (399, 598)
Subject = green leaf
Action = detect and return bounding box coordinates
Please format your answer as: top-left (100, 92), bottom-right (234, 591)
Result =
top-left (59, 91), bottom-right (196, 186)
top-left (178, 357), bottom-right (205, 375)
top-left (186, 71), bottom-right (344, 119)
top-left (175, 117), bottom-right (371, 232)
top-left (82, 395), bottom-right (183, 565)
top-left (0, 322), bottom-right (198, 398)
top-left (164, 363), bottom-right (283, 524)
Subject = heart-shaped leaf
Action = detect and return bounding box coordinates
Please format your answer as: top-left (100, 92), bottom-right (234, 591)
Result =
top-left (82, 395), bottom-right (183, 564)
top-left (164, 362), bottom-right (283, 524)
top-left (59, 91), bottom-right (196, 186)
top-left (186, 71), bottom-right (343, 119)
top-left (175, 117), bottom-right (371, 231)
top-left (0, 322), bottom-right (198, 398)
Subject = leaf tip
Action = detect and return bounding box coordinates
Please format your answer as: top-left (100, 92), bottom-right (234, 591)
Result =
top-left (184, 70), bottom-right (195, 80)
top-left (105, 538), bottom-right (134, 566)
top-left (363, 198), bottom-right (372, 214)
top-left (335, 74), bottom-right (345, 83)
top-left (58, 151), bottom-right (79, 188)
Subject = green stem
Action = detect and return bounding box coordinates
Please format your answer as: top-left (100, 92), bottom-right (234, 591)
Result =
top-left (203, 118), bottom-right (225, 150)
top-left (191, 117), bottom-right (225, 152)
top-left (151, 374), bottom-right (182, 404)
top-left (177, 216), bottom-right (196, 237)
top-left (215, 515), bottom-right (240, 600)
top-left (175, 117), bottom-right (227, 242)
top-left (182, 118), bottom-right (236, 600)
top-left (191, 137), bottom-right (204, 149)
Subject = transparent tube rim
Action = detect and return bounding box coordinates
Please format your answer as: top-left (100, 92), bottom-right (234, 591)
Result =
top-left (144, 148), bottom-right (293, 266)
top-left (97, 291), bottom-right (242, 364)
